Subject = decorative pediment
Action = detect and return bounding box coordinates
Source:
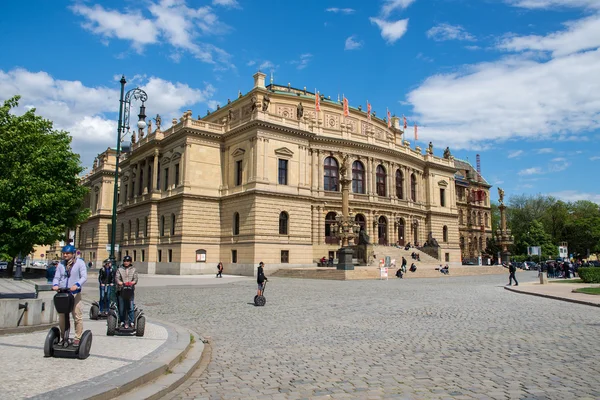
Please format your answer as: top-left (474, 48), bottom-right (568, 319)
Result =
top-left (231, 148), bottom-right (245, 158)
top-left (172, 152), bottom-right (182, 161)
top-left (274, 147), bottom-right (294, 158)
top-left (94, 186), bottom-right (100, 193)
top-left (438, 180), bottom-right (449, 187)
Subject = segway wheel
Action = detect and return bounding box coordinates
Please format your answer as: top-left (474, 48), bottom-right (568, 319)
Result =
top-left (255, 295), bottom-right (266, 306)
top-left (89, 304), bottom-right (99, 320)
top-left (136, 316), bottom-right (146, 337)
top-left (44, 327), bottom-right (60, 357)
top-left (107, 314), bottom-right (117, 336)
top-left (78, 330), bottom-right (92, 360)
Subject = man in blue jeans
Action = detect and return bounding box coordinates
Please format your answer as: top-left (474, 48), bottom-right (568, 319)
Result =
top-left (115, 256), bottom-right (138, 328)
top-left (98, 259), bottom-right (114, 316)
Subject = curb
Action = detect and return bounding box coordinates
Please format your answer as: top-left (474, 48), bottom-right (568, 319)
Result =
top-left (30, 319), bottom-right (203, 400)
top-left (504, 286), bottom-right (600, 308)
top-left (0, 322), bottom-right (58, 336)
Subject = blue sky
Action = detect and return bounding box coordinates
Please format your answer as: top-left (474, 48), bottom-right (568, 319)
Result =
top-left (1, 0), bottom-right (599, 204)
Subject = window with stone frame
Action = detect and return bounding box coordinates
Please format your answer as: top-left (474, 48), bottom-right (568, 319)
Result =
top-left (171, 213), bottom-right (176, 236)
top-left (279, 212), bottom-right (289, 235)
top-left (175, 163), bottom-right (180, 187)
top-left (376, 165), bottom-right (386, 196)
top-left (136, 219), bottom-right (140, 238)
top-left (324, 157), bottom-right (339, 191)
top-left (235, 160), bottom-right (243, 186)
top-left (440, 188), bottom-right (446, 207)
top-left (160, 215), bottom-right (165, 236)
top-left (233, 212), bottom-right (240, 235)
top-left (410, 173), bottom-right (417, 202)
top-left (278, 159), bottom-right (288, 185)
top-left (281, 250), bottom-right (289, 263)
top-left (443, 225), bottom-right (448, 242)
top-left (352, 160), bottom-right (365, 194)
top-left (163, 168), bottom-right (169, 191)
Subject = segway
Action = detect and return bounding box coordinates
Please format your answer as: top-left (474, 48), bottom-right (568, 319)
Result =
top-left (107, 282), bottom-right (145, 337)
top-left (254, 280), bottom-right (267, 306)
top-left (89, 285), bottom-right (112, 320)
top-left (44, 288), bottom-right (92, 359)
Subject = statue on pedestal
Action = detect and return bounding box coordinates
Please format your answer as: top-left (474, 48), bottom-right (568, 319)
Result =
top-left (297, 102), bottom-right (304, 119)
top-left (498, 187), bottom-right (505, 205)
top-left (427, 141), bottom-right (434, 154)
top-left (251, 95), bottom-right (257, 112)
top-left (262, 93), bottom-right (270, 111)
top-left (443, 146), bottom-right (451, 159)
top-left (155, 114), bottom-right (162, 130)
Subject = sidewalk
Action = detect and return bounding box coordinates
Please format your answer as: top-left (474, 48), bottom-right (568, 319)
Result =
top-left (505, 279), bottom-right (600, 307)
top-left (0, 310), bottom-right (203, 399)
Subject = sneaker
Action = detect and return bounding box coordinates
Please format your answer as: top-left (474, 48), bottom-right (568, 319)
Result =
top-left (515, 284), bottom-right (519, 286)
top-left (73, 339), bottom-right (80, 347)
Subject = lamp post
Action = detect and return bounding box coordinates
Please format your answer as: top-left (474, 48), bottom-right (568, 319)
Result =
top-left (13, 252), bottom-right (23, 281)
top-left (109, 76), bottom-right (148, 266)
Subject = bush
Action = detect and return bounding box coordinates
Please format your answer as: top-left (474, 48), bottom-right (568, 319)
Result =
top-left (578, 267), bottom-right (600, 283)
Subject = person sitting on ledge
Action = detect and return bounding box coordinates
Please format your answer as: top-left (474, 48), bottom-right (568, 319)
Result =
top-left (395, 268), bottom-right (403, 278)
top-left (409, 263), bottom-right (417, 272)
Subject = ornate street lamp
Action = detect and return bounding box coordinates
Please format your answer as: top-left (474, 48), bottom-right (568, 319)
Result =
top-left (109, 76), bottom-right (148, 266)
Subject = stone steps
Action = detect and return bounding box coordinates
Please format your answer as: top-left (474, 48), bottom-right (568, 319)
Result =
top-left (372, 245), bottom-right (441, 265)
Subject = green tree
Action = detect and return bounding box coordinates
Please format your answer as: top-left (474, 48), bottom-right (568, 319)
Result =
top-left (0, 96), bottom-right (89, 272)
top-left (541, 199), bottom-right (569, 244)
top-left (519, 220), bottom-right (556, 260)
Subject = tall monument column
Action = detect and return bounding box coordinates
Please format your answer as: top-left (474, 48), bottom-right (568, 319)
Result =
top-left (333, 154), bottom-right (359, 270)
top-left (495, 187), bottom-right (514, 264)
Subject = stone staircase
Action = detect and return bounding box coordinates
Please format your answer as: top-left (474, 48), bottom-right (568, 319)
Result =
top-left (371, 245), bottom-right (441, 266)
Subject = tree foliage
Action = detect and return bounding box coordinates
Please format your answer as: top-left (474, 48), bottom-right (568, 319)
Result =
top-left (0, 96), bottom-right (89, 266)
top-left (505, 193), bottom-right (600, 260)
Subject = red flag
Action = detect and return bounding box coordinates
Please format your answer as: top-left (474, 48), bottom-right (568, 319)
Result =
top-left (367, 101), bottom-right (371, 121)
top-left (414, 123), bottom-right (418, 141)
top-left (387, 108), bottom-right (391, 128)
top-left (315, 89), bottom-right (320, 112)
top-left (403, 115), bottom-right (407, 129)
top-left (343, 96), bottom-right (349, 117)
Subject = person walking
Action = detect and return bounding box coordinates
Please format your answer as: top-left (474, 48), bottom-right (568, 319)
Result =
top-left (507, 262), bottom-right (518, 286)
top-left (216, 262), bottom-right (224, 278)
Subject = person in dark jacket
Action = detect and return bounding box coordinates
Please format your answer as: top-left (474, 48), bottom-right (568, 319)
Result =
top-left (216, 262), bottom-right (224, 278)
top-left (46, 261), bottom-right (57, 284)
top-left (507, 263), bottom-right (518, 286)
top-left (257, 261), bottom-right (268, 297)
top-left (98, 259), bottom-right (114, 315)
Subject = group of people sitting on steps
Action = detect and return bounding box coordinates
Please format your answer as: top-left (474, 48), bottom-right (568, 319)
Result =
top-left (395, 256), bottom-right (418, 278)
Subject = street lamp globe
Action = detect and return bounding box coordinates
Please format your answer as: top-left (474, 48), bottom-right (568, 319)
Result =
top-left (137, 119), bottom-right (147, 130)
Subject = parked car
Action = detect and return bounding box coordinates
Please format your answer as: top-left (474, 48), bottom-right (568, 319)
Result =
top-left (0, 261), bottom-right (8, 270)
top-left (32, 261), bottom-right (47, 268)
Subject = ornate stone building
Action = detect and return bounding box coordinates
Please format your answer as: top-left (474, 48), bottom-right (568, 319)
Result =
top-left (76, 72), bottom-right (491, 274)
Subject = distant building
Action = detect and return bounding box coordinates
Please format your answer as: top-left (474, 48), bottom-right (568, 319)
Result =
top-left (75, 73), bottom-right (491, 274)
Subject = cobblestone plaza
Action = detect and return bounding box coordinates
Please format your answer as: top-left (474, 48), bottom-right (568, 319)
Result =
top-left (136, 274), bottom-right (600, 400)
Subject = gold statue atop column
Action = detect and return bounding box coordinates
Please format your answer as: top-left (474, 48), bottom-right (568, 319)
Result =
top-left (495, 187), bottom-right (513, 264)
top-left (333, 153), bottom-right (360, 269)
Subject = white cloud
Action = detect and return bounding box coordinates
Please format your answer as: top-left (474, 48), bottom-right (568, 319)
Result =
top-left (71, 1), bottom-right (233, 68)
top-left (207, 99), bottom-right (220, 110)
top-left (518, 167), bottom-right (543, 175)
top-left (246, 60), bottom-right (256, 66)
top-left (506, 0), bottom-right (600, 10)
top-left (426, 24), bottom-right (475, 42)
top-left (404, 15), bottom-right (600, 149)
top-left (536, 147), bottom-right (554, 153)
top-left (550, 190), bottom-right (600, 204)
top-left (258, 60), bottom-right (276, 71)
top-left (370, 18), bottom-right (409, 44)
top-left (551, 157), bottom-right (566, 162)
top-left (590, 156), bottom-right (600, 160)
top-left (465, 45), bottom-right (481, 51)
top-left (381, 0), bottom-right (416, 17)
top-left (290, 53), bottom-right (313, 70)
top-left (326, 7), bottom-right (355, 14)
top-left (0, 68), bottom-right (216, 167)
top-left (498, 14), bottom-right (600, 57)
top-left (345, 35), bottom-right (363, 50)
top-left (508, 149), bottom-right (524, 158)
top-left (212, 0), bottom-right (241, 8)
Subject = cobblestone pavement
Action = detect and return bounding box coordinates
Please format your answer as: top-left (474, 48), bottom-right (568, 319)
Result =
top-left (135, 273), bottom-right (600, 400)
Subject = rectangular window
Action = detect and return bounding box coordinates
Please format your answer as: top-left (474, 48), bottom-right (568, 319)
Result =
top-left (157, 162), bottom-right (161, 190)
top-left (131, 181), bottom-right (135, 198)
top-left (231, 249), bottom-right (237, 263)
top-left (164, 168), bottom-right (169, 191)
top-left (175, 163), bottom-right (180, 187)
top-left (445, 253), bottom-right (450, 262)
top-left (278, 159), bottom-right (288, 185)
top-left (126, 250), bottom-right (129, 256)
top-left (235, 160), bottom-right (243, 186)
top-left (158, 249), bottom-right (162, 262)
top-left (124, 185), bottom-right (128, 201)
top-left (133, 250), bottom-right (137, 262)
top-left (141, 249), bottom-right (145, 262)
top-left (168, 249), bottom-right (172, 263)
top-left (281, 250), bottom-right (289, 263)
top-left (440, 188), bottom-right (446, 207)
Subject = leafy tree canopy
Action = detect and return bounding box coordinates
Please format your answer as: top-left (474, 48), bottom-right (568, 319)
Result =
top-left (0, 96), bottom-right (89, 263)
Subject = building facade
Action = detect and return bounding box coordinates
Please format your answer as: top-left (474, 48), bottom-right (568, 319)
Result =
top-left (76, 72), bottom-right (491, 274)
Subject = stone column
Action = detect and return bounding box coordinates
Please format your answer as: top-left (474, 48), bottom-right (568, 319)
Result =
top-left (311, 149), bottom-right (317, 191)
top-left (317, 205), bottom-right (323, 244)
top-left (298, 145), bottom-right (304, 186)
top-left (181, 145), bottom-right (189, 187)
top-left (152, 150), bottom-right (159, 193)
top-left (387, 161), bottom-right (393, 198)
top-left (369, 158), bottom-right (375, 195)
top-left (263, 138), bottom-right (269, 181)
top-left (317, 150), bottom-right (323, 191)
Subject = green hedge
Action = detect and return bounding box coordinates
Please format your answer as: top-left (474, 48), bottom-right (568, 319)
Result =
top-left (578, 267), bottom-right (600, 283)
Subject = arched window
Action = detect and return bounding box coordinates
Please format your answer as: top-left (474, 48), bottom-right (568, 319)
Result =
top-left (136, 219), bottom-right (140, 238)
top-left (410, 173), bottom-right (417, 202)
top-left (144, 216), bottom-right (148, 237)
top-left (352, 161), bottom-right (365, 194)
top-left (472, 211), bottom-right (476, 226)
top-left (128, 220), bottom-right (132, 239)
top-left (120, 223), bottom-right (125, 240)
top-left (479, 236), bottom-right (484, 252)
top-left (485, 212), bottom-right (489, 227)
top-left (324, 157), bottom-right (339, 191)
top-left (443, 226), bottom-right (448, 242)
top-left (171, 213), bottom-right (176, 236)
top-left (459, 210), bottom-right (464, 225)
top-left (279, 212), bottom-right (289, 235)
top-left (395, 169), bottom-right (403, 199)
top-left (460, 236), bottom-right (465, 249)
top-left (478, 211), bottom-right (482, 226)
top-left (233, 212), bottom-right (240, 236)
top-left (160, 216), bottom-right (165, 237)
top-left (325, 211), bottom-right (338, 244)
top-left (376, 165), bottom-right (386, 197)
top-left (139, 168), bottom-right (144, 196)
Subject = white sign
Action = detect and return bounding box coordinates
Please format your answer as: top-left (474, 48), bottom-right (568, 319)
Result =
top-left (105, 244), bottom-right (120, 252)
top-left (558, 246), bottom-right (568, 259)
top-left (528, 246), bottom-right (541, 256)
top-left (380, 267), bottom-right (388, 280)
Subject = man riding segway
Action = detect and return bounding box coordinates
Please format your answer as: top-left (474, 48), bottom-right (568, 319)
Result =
top-left (90, 259), bottom-right (114, 319)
